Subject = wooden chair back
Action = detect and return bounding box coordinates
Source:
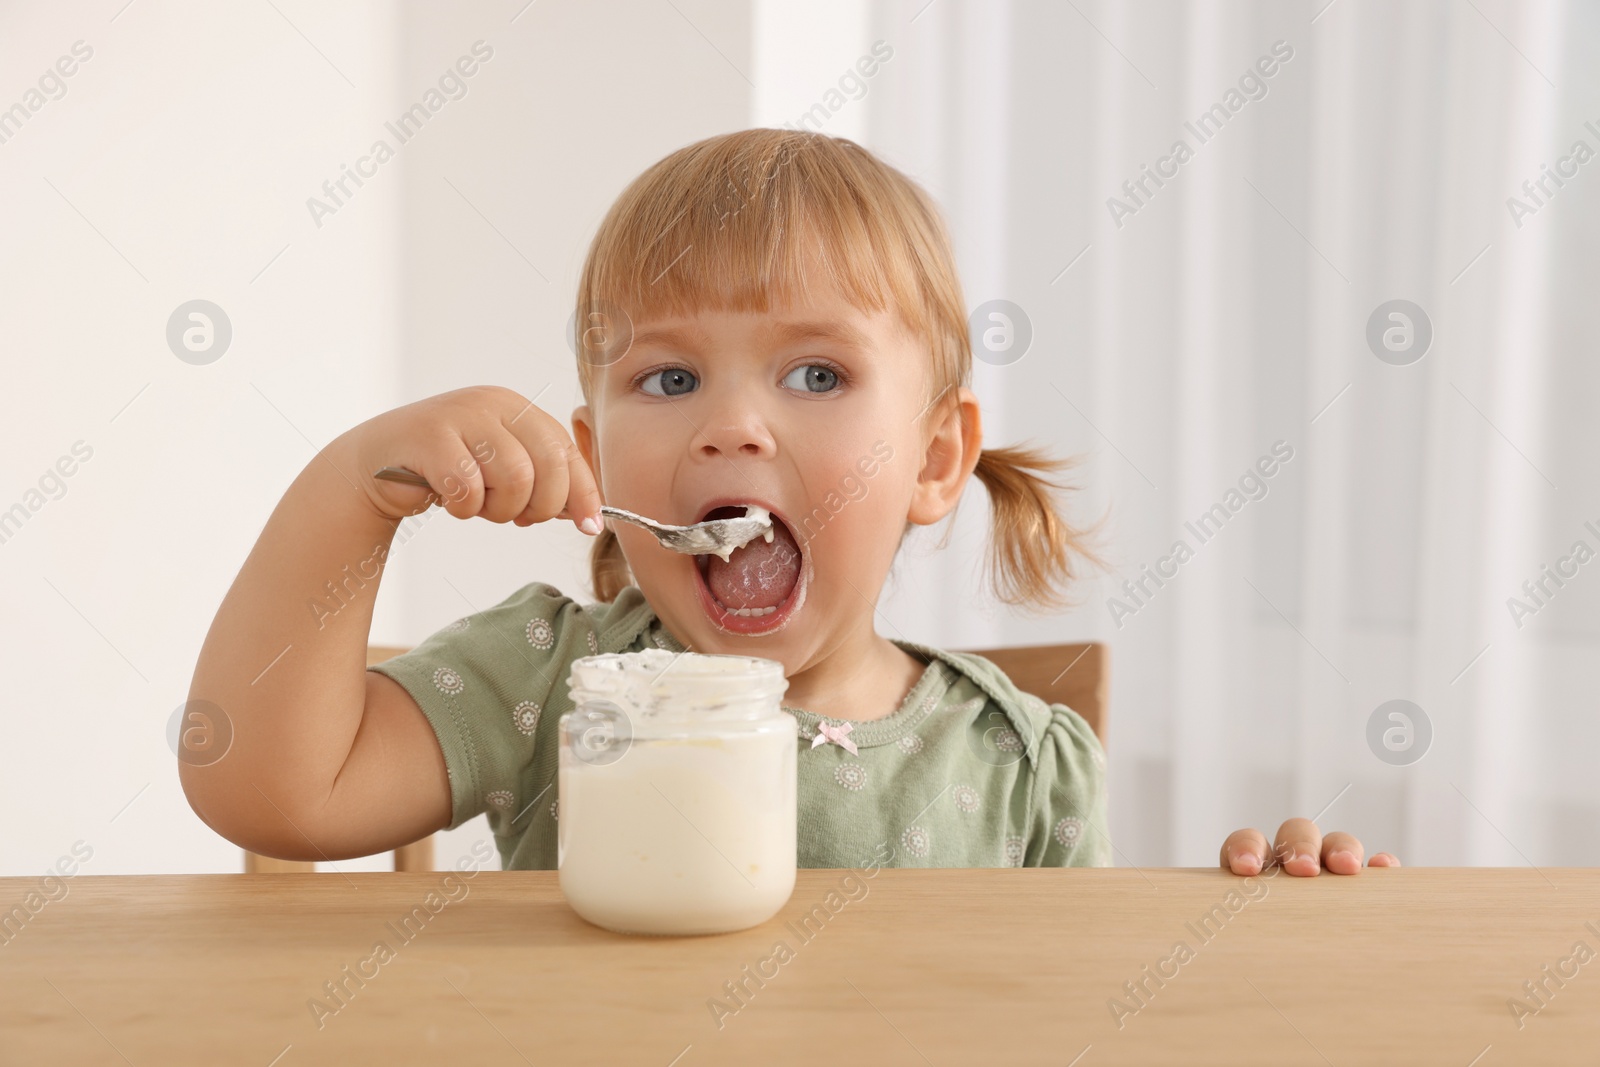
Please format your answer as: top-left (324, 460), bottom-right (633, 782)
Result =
top-left (243, 641), bottom-right (1107, 873)
top-left (958, 641), bottom-right (1108, 745)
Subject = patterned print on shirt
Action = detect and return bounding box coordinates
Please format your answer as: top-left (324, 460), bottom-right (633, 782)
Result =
top-left (835, 763), bottom-right (868, 791)
top-left (512, 700), bottom-right (541, 736)
top-left (526, 617), bottom-right (555, 650)
top-left (1004, 835), bottom-right (1026, 867)
top-left (993, 727), bottom-right (1023, 752)
top-left (433, 667), bottom-right (465, 695)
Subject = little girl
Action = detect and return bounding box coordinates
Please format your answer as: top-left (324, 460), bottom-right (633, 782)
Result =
top-left (183, 128), bottom-right (1391, 876)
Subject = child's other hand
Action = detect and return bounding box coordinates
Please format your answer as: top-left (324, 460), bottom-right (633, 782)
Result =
top-left (1219, 818), bottom-right (1400, 876)
top-left (344, 385), bottom-right (603, 534)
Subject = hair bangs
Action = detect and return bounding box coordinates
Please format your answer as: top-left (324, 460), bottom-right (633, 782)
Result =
top-left (575, 129), bottom-right (945, 395)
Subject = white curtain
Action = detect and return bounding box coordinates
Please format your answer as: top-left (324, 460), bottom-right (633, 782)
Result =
top-left (843, 0), bottom-right (1599, 867)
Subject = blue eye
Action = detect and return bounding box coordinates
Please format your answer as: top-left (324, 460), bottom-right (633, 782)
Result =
top-left (782, 364), bottom-right (842, 393)
top-left (639, 367), bottom-right (699, 397)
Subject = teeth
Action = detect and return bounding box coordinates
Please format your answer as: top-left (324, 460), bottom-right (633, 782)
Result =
top-left (725, 605), bottom-right (777, 617)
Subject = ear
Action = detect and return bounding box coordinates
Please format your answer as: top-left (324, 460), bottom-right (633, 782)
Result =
top-left (571, 405), bottom-right (602, 496)
top-left (908, 387), bottom-right (981, 526)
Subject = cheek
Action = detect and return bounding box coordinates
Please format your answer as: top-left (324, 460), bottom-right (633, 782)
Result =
top-left (596, 423), bottom-right (676, 500)
top-left (614, 527), bottom-right (697, 610)
top-left (800, 450), bottom-right (915, 563)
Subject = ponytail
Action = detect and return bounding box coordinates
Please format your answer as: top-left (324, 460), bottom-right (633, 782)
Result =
top-left (970, 444), bottom-right (1103, 613)
top-left (588, 525), bottom-right (633, 603)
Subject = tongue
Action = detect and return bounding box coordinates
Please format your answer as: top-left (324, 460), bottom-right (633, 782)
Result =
top-left (706, 516), bottom-right (801, 610)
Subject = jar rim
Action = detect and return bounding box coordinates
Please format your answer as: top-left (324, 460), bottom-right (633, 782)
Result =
top-left (567, 649), bottom-right (788, 723)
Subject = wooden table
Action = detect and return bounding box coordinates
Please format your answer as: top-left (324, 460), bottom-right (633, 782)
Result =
top-left (3, 868), bottom-right (1598, 1064)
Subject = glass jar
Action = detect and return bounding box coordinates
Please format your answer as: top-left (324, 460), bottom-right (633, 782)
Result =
top-left (558, 648), bottom-right (797, 935)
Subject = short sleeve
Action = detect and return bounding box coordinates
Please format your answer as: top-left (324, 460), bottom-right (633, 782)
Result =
top-left (368, 582), bottom-right (603, 832)
top-left (1025, 703), bottom-right (1110, 867)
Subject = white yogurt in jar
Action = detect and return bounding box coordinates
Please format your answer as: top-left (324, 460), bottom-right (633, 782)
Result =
top-left (559, 649), bottom-right (797, 935)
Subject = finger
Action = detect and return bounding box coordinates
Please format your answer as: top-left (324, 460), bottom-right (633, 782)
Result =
top-left (511, 430), bottom-right (572, 527)
top-left (500, 411), bottom-right (593, 533)
top-left (517, 441), bottom-right (601, 533)
top-left (1321, 831), bottom-right (1364, 875)
top-left (472, 427), bottom-right (537, 524)
top-left (561, 438), bottom-right (604, 535)
top-left (368, 476), bottom-right (437, 519)
top-left (1368, 852), bottom-right (1401, 868)
top-left (526, 504), bottom-right (572, 528)
top-left (414, 441), bottom-right (486, 520)
top-left (1220, 828), bottom-right (1270, 876)
top-left (1273, 818), bottom-right (1324, 876)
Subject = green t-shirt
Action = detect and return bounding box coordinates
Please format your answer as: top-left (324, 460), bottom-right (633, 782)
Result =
top-left (371, 582), bottom-right (1109, 870)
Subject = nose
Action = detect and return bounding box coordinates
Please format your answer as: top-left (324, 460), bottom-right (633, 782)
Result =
top-left (691, 402), bottom-right (776, 462)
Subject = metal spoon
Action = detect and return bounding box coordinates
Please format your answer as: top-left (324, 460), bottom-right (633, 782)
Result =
top-left (598, 504), bottom-right (774, 560)
top-left (372, 467), bottom-right (773, 559)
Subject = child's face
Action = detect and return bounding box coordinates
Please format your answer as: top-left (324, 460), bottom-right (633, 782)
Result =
top-left (572, 281), bottom-right (943, 671)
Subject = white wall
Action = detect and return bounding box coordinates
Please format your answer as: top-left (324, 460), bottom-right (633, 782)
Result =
top-left (1, 1), bottom-right (406, 875)
top-left (0, 0), bottom-right (750, 876)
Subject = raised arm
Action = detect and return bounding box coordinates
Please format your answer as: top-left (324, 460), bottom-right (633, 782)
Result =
top-left (180, 386), bottom-right (602, 861)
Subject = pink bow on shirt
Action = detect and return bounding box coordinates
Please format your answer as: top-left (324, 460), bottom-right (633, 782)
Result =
top-left (811, 721), bottom-right (858, 756)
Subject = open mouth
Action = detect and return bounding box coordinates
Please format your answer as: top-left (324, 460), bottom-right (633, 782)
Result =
top-left (691, 503), bottom-right (808, 636)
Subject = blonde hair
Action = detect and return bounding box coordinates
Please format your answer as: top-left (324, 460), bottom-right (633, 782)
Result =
top-left (574, 128), bottom-right (1099, 613)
